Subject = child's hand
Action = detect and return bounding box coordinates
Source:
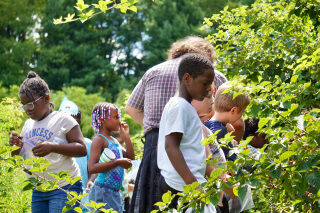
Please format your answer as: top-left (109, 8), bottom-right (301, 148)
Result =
top-left (86, 180), bottom-right (94, 192)
top-left (116, 158), bottom-right (132, 169)
top-left (120, 122), bottom-right (130, 137)
top-left (226, 123), bottom-right (235, 133)
top-left (9, 131), bottom-right (23, 148)
top-left (32, 141), bottom-right (55, 157)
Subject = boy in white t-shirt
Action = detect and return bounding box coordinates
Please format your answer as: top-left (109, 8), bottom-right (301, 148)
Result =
top-left (157, 53), bottom-right (215, 210)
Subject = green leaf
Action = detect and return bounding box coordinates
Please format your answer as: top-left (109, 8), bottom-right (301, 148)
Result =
top-left (64, 13), bottom-right (75, 22)
top-left (70, 176), bottom-right (82, 185)
top-left (190, 182), bottom-right (200, 191)
top-left (269, 164), bottom-right (281, 179)
top-left (251, 104), bottom-right (260, 117)
top-left (129, 6), bottom-right (137, 13)
top-left (21, 182), bottom-right (33, 191)
top-left (304, 82), bottom-right (311, 88)
top-left (288, 141), bottom-right (303, 151)
top-left (295, 162), bottom-right (311, 172)
top-left (306, 170), bottom-right (320, 188)
top-left (24, 159), bottom-right (34, 165)
top-left (233, 186), bottom-right (239, 197)
top-left (279, 151), bottom-right (295, 162)
top-left (282, 94), bottom-right (295, 103)
top-left (162, 191), bottom-right (171, 203)
top-left (154, 202), bottom-right (165, 207)
top-left (69, 191), bottom-right (78, 197)
top-left (238, 186), bottom-right (247, 202)
top-left (290, 75), bottom-right (299, 84)
top-left (292, 200), bottom-right (302, 205)
top-left (209, 168), bottom-right (223, 181)
top-left (73, 207), bottom-right (82, 213)
top-left (62, 206), bottom-right (72, 213)
top-left (283, 179), bottom-right (292, 194)
top-left (258, 118), bottom-right (268, 130)
top-left (317, 189), bottom-right (320, 198)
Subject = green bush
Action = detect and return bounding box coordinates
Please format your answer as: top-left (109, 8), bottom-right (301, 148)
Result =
top-left (0, 98), bottom-right (31, 212)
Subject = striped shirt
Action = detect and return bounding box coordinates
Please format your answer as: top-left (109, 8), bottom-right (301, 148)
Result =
top-left (127, 54), bottom-right (228, 134)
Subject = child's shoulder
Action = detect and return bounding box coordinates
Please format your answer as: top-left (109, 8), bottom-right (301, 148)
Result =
top-left (166, 97), bottom-right (193, 111)
top-left (92, 134), bottom-right (105, 144)
top-left (204, 119), bottom-right (226, 131)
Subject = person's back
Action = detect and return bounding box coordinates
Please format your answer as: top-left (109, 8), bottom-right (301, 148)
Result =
top-left (128, 58), bottom-right (182, 134)
top-left (204, 83), bottom-right (251, 161)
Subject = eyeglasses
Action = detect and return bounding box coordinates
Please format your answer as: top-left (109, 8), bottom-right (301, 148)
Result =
top-left (19, 95), bottom-right (44, 112)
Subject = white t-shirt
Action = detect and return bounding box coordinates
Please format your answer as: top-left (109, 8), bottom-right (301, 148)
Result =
top-left (19, 111), bottom-right (81, 189)
top-left (157, 97), bottom-right (206, 191)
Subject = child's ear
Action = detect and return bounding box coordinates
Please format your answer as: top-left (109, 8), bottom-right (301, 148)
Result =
top-left (182, 73), bottom-right (192, 86)
top-left (44, 94), bottom-right (50, 103)
top-left (230, 106), bottom-right (238, 114)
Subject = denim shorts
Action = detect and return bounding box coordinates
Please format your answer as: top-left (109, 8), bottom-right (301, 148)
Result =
top-left (31, 181), bottom-right (83, 213)
top-left (88, 181), bottom-right (122, 213)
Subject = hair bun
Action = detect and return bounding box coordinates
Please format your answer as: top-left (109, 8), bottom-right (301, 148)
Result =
top-left (27, 71), bottom-right (39, 79)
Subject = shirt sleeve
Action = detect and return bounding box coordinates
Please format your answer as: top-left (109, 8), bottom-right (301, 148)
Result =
top-left (60, 113), bottom-right (79, 133)
top-left (164, 102), bottom-right (188, 137)
top-left (126, 77), bottom-right (145, 110)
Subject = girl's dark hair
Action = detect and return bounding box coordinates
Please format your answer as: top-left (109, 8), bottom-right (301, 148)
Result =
top-left (92, 102), bottom-right (117, 114)
top-left (19, 71), bottom-right (54, 108)
top-left (92, 102), bottom-right (118, 132)
top-left (243, 118), bottom-right (260, 140)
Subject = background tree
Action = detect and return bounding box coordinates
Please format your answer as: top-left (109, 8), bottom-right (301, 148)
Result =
top-left (36, 0), bottom-right (144, 101)
top-left (139, 0), bottom-right (206, 69)
top-left (0, 0), bottom-right (44, 87)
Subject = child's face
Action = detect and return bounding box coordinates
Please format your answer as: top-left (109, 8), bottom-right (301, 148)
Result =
top-left (251, 133), bottom-right (269, 148)
top-left (19, 93), bottom-right (50, 121)
top-left (192, 93), bottom-right (214, 120)
top-left (188, 69), bottom-right (215, 101)
top-left (105, 107), bottom-right (121, 132)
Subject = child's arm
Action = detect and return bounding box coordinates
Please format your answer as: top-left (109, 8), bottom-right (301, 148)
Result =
top-left (165, 132), bottom-right (198, 186)
top-left (120, 122), bottom-right (135, 160)
top-left (31, 125), bottom-right (87, 157)
top-left (88, 137), bottom-right (132, 174)
top-left (9, 131), bottom-right (23, 156)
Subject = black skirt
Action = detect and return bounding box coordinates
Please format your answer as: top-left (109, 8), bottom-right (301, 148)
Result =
top-left (129, 129), bottom-right (161, 213)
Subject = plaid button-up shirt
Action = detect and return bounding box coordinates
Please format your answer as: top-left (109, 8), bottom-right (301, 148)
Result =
top-left (127, 54), bottom-right (228, 134)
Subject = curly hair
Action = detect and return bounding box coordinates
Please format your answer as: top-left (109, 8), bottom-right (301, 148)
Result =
top-left (19, 71), bottom-right (54, 108)
top-left (243, 118), bottom-right (260, 140)
top-left (178, 53), bottom-right (214, 81)
top-left (167, 36), bottom-right (216, 64)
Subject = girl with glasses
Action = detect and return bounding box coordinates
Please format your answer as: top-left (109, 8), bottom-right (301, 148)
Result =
top-left (9, 71), bottom-right (87, 213)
